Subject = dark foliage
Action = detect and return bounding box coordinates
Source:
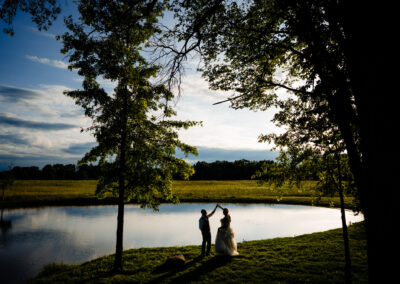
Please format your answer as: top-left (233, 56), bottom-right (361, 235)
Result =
top-left (188, 159), bottom-right (274, 181)
top-left (0, 164), bottom-right (100, 180)
top-left (0, 0), bottom-right (61, 35)
top-left (1, 160), bottom-right (282, 181)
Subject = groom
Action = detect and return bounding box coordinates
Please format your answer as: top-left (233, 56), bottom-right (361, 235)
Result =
top-left (199, 205), bottom-right (218, 257)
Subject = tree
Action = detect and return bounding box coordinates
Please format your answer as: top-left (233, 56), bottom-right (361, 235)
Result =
top-left (10, 166), bottom-right (40, 179)
top-left (0, 0), bottom-right (61, 35)
top-left (251, 83), bottom-right (357, 283)
top-left (257, 147), bottom-right (357, 283)
top-left (0, 166), bottom-right (14, 203)
top-left (0, 166), bottom-right (14, 242)
top-left (189, 159), bottom-right (273, 180)
top-left (317, 154), bottom-right (355, 284)
top-left (161, 1), bottom-right (395, 281)
top-left (60, 0), bottom-right (197, 271)
top-left (41, 164), bottom-right (56, 179)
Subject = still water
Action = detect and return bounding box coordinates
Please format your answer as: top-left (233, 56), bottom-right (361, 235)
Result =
top-left (0, 203), bottom-right (363, 283)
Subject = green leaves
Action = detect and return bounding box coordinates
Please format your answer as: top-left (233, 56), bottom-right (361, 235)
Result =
top-left (61, 0), bottom-right (198, 210)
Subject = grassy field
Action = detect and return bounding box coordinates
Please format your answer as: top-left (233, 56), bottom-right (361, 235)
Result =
top-left (1, 180), bottom-right (354, 208)
top-left (30, 222), bottom-right (367, 283)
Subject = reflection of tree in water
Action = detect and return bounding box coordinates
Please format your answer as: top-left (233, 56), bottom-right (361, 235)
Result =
top-left (0, 208), bottom-right (12, 246)
top-left (1, 168), bottom-right (14, 246)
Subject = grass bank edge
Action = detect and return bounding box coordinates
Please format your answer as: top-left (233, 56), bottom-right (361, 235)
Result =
top-left (30, 222), bottom-right (367, 283)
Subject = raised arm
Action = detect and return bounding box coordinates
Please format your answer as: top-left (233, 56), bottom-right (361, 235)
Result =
top-left (207, 205), bottom-right (218, 218)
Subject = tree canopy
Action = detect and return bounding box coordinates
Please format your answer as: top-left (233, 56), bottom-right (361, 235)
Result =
top-left (162, 0), bottom-right (396, 281)
top-left (60, 0), bottom-right (197, 270)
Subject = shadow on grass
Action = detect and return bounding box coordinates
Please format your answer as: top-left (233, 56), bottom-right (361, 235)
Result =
top-left (148, 255), bottom-right (233, 283)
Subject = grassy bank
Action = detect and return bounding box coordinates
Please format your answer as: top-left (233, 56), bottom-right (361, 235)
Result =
top-left (31, 222), bottom-right (367, 283)
top-left (1, 180), bottom-right (354, 209)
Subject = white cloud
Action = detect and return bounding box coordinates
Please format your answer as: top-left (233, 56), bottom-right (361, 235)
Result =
top-left (172, 74), bottom-right (232, 104)
top-left (0, 84), bottom-right (87, 124)
top-left (0, 84), bottom-right (94, 168)
top-left (26, 26), bottom-right (56, 39)
top-left (97, 77), bottom-right (118, 90)
top-left (174, 74), bottom-right (282, 150)
top-left (73, 76), bottom-right (118, 93)
top-left (26, 55), bottom-right (69, 69)
top-left (0, 73), bottom-right (284, 169)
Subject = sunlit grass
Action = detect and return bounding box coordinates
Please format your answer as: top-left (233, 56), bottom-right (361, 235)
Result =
top-left (2, 180), bottom-right (354, 208)
top-left (30, 222), bottom-right (367, 283)
top-left (3, 180), bottom-right (97, 201)
top-left (174, 180), bottom-right (318, 198)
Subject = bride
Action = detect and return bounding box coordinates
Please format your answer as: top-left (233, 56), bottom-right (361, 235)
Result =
top-left (215, 205), bottom-right (239, 256)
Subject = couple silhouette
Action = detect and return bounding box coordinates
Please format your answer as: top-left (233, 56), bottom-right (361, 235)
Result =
top-left (199, 204), bottom-right (239, 257)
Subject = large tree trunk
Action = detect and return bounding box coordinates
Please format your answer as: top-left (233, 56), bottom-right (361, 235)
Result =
top-left (337, 156), bottom-right (351, 284)
top-left (343, 2), bottom-right (396, 283)
top-left (114, 174), bottom-right (125, 271)
top-left (357, 81), bottom-right (396, 283)
top-left (357, 88), bottom-right (396, 284)
top-left (339, 188), bottom-right (351, 283)
top-left (114, 89), bottom-right (128, 272)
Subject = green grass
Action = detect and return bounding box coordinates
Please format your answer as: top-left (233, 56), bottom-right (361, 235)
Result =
top-left (30, 222), bottom-right (367, 283)
top-left (1, 180), bottom-right (354, 208)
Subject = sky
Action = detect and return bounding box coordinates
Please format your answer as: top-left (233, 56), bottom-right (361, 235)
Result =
top-left (0, 3), bottom-right (282, 170)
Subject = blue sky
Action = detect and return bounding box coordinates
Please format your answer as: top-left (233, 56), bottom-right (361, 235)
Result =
top-left (0, 3), bottom-right (281, 170)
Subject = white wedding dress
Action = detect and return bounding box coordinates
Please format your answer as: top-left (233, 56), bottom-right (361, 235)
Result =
top-left (215, 215), bottom-right (239, 256)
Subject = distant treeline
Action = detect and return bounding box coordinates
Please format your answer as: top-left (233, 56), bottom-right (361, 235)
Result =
top-left (0, 160), bottom-right (276, 180)
top-left (2, 164), bottom-right (100, 180)
top-left (188, 160), bottom-right (274, 180)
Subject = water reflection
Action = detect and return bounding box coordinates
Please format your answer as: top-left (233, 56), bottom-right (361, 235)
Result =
top-left (0, 203), bottom-right (363, 283)
top-left (0, 208), bottom-right (12, 246)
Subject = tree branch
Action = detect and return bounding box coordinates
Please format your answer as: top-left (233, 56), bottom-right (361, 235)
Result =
top-left (212, 80), bottom-right (312, 105)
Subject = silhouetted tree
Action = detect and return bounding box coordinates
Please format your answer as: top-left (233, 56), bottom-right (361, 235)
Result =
top-left (160, 1), bottom-right (395, 281)
top-left (0, 0), bottom-right (61, 35)
top-left (0, 166), bottom-right (14, 202)
top-left (62, 164), bottom-right (76, 179)
top-left (76, 164), bottom-right (100, 179)
top-left (10, 166), bottom-right (40, 179)
top-left (257, 147), bottom-right (356, 283)
top-left (60, 0), bottom-right (197, 271)
top-left (189, 159), bottom-right (273, 180)
top-left (41, 164), bottom-right (56, 179)
top-left (0, 166), bottom-right (14, 244)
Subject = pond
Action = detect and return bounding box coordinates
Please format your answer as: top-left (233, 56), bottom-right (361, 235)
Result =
top-left (0, 203), bottom-right (363, 283)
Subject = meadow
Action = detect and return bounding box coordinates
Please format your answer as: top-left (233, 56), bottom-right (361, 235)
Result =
top-left (30, 222), bottom-right (367, 283)
top-left (1, 180), bottom-right (354, 208)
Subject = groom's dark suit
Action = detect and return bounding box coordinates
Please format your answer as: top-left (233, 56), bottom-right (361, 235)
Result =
top-left (199, 215), bottom-right (211, 256)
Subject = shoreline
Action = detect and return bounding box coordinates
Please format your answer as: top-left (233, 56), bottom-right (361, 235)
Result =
top-left (1, 196), bottom-right (353, 210)
top-left (30, 222), bottom-right (367, 283)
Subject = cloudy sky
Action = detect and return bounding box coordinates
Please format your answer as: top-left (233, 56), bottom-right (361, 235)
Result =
top-left (0, 3), bottom-right (281, 170)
